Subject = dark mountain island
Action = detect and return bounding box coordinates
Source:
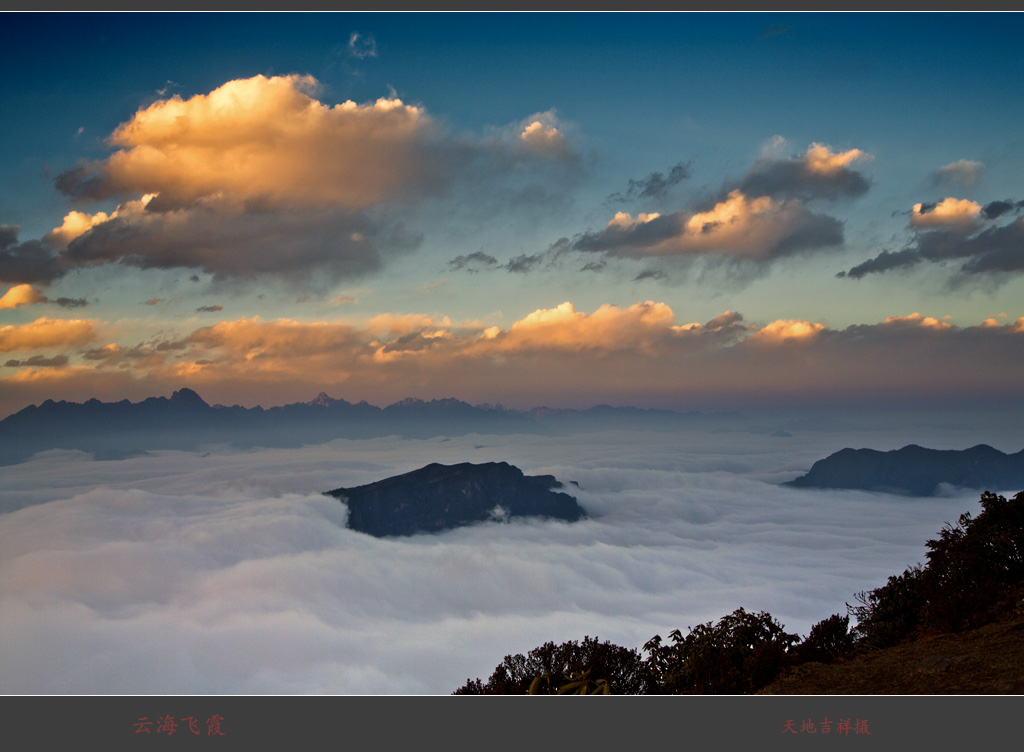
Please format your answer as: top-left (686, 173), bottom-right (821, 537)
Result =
top-left (325, 461), bottom-right (585, 537)
top-left (0, 388), bottom-right (742, 466)
top-left (786, 444), bottom-right (1024, 496)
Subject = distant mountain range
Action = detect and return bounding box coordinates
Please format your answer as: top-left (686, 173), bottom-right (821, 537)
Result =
top-left (786, 444), bottom-right (1024, 496)
top-left (325, 461), bottom-right (585, 537)
top-left (0, 388), bottom-right (741, 466)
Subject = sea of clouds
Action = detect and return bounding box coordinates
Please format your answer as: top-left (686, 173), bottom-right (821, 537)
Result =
top-left (1, 417), bottom-right (1019, 694)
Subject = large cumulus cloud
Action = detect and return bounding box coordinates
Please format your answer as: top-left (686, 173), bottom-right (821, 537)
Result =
top-left (540, 143), bottom-right (870, 282)
top-left (55, 75), bottom-right (441, 210)
top-left (5, 74), bottom-right (579, 286)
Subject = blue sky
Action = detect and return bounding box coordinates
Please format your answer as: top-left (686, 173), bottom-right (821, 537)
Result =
top-left (1, 12), bottom-right (1023, 415)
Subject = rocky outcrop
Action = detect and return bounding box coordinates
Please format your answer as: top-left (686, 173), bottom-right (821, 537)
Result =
top-left (786, 444), bottom-right (1024, 496)
top-left (325, 461), bottom-right (585, 537)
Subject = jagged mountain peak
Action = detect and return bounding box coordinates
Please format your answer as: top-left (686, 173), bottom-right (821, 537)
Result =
top-left (170, 387), bottom-right (209, 407)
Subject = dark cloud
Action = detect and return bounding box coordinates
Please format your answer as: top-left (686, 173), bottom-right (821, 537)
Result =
top-left (574, 213), bottom-right (686, 253)
top-left (0, 226), bottom-right (66, 286)
top-left (956, 219), bottom-right (1024, 275)
top-left (980, 199), bottom-right (1024, 220)
top-left (504, 253), bottom-right (544, 274)
top-left (447, 252), bottom-right (498, 273)
top-left (735, 152), bottom-right (871, 202)
top-left (838, 249), bottom-right (920, 279)
top-left (62, 206), bottom-right (420, 284)
top-left (447, 250), bottom-right (551, 275)
top-left (580, 260), bottom-right (606, 272)
top-left (839, 251), bottom-right (905, 279)
top-left (841, 217), bottom-right (1024, 283)
top-left (4, 354), bottom-right (69, 368)
top-left (571, 202), bottom-right (843, 264)
top-left (633, 269), bottom-right (668, 282)
top-left (608, 161), bottom-right (691, 203)
top-left (195, 305), bottom-right (223, 313)
top-left (540, 145), bottom-right (865, 284)
top-left (54, 165), bottom-right (113, 202)
top-left (81, 341), bottom-right (180, 363)
top-left (53, 297), bottom-right (89, 309)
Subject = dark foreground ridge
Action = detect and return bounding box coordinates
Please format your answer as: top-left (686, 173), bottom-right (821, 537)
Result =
top-left (786, 443), bottom-right (1024, 496)
top-left (325, 461), bottom-right (585, 537)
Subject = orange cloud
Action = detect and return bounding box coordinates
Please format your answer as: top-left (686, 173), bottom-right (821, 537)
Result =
top-left (365, 313), bottom-right (453, 338)
top-left (749, 319), bottom-right (826, 343)
top-left (0, 317), bottom-right (97, 352)
top-left (607, 211), bottom-right (661, 229)
top-left (60, 74), bottom-right (436, 210)
top-left (804, 142), bottom-right (872, 174)
top-left (46, 195), bottom-right (156, 246)
top-left (882, 312), bottom-right (952, 330)
top-left (594, 190), bottom-right (840, 261)
top-left (5, 305), bottom-right (1023, 417)
top-left (493, 301), bottom-right (676, 353)
top-left (0, 284), bottom-right (45, 310)
top-left (910, 198), bottom-right (982, 229)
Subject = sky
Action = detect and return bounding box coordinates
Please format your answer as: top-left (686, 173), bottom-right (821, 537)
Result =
top-left (2, 12), bottom-right (1024, 417)
top-left (2, 423), bottom-right (1015, 694)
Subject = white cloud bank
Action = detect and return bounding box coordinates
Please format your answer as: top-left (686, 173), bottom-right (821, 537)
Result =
top-left (0, 425), bottom-right (1009, 694)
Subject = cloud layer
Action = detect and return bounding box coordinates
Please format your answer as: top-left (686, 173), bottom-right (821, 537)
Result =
top-left (2, 301), bottom-right (1022, 416)
top-left (0, 427), bottom-right (999, 694)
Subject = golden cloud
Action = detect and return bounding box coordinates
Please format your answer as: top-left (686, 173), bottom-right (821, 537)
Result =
top-left (910, 197), bottom-right (983, 229)
top-left (64, 74), bottom-right (436, 210)
top-left (0, 317), bottom-right (97, 352)
top-left (492, 301), bottom-right (676, 354)
top-left (0, 284), bottom-right (45, 310)
top-left (882, 312), bottom-right (953, 330)
top-left (46, 195), bottom-right (156, 247)
top-left (5, 305), bottom-right (1023, 417)
top-left (749, 319), bottom-right (827, 343)
top-left (804, 142), bottom-right (872, 174)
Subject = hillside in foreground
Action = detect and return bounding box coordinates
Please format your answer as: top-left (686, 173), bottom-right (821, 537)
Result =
top-left (761, 614), bottom-right (1024, 694)
top-left (457, 490), bottom-right (1024, 695)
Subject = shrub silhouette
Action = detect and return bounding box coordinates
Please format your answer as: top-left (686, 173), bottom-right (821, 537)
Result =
top-left (919, 490), bottom-right (1024, 631)
top-left (848, 565), bottom-right (926, 649)
top-left (794, 613), bottom-right (856, 664)
top-left (849, 490), bottom-right (1024, 647)
top-left (453, 635), bottom-right (649, 695)
top-left (642, 607), bottom-right (799, 694)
